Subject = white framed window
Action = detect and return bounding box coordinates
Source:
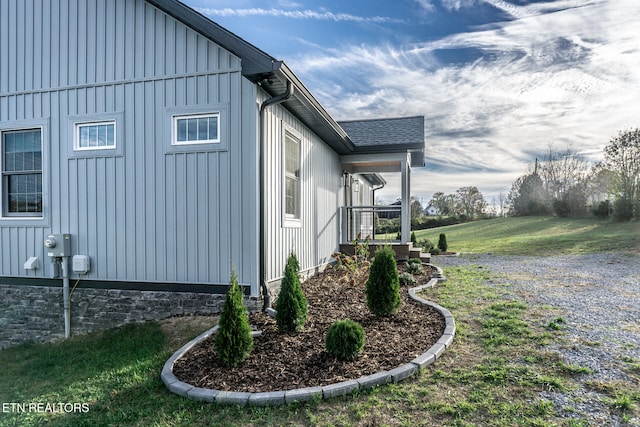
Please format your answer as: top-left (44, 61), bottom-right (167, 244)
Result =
top-left (75, 121), bottom-right (116, 150)
top-left (172, 113), bottom-right (220, 145)
top-left (1, 128), bottom-right (43, 217)
top-left (283, 130), bottom-right (301, 223)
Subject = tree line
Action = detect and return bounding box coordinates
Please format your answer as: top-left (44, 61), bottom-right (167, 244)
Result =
top-left (508, 128), bottom-right (640, 221)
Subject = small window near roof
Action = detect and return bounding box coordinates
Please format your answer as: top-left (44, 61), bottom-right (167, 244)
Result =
top-left (75, 121), bottom-right (116, 150)
top-left (173, 113), bottom-right (220, 145)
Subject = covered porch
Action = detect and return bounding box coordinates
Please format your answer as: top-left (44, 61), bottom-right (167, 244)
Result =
top-left (337, 116), bottom-right (426, 260)
top-left (340, 152), bottom-right (413, 244)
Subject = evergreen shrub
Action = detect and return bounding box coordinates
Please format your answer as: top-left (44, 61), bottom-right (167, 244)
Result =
top-left (438, 233), bottom-right (448, 252)
top-left (325, 319), bottom-right (365, 361)
top-left (275, 252), bottom-right (308, 333)
top-left (366, 246), bottom-right (401, 316)
top-left (592, 200), bottom-right (610, 219)
top-left (613, 198), bottom-right (634, 221)
top-left (214, 268), bottom-right (253, 367)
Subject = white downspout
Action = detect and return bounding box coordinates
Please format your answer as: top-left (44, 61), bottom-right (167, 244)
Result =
top-left (61, 256), bottom-right (70, 338)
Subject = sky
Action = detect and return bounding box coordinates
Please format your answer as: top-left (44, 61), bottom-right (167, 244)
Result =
top-left (183, 0), bottom-right (640, 206)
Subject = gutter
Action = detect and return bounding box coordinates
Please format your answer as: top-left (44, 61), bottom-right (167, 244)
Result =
top-left (259, 79), bottom-right (293, 311)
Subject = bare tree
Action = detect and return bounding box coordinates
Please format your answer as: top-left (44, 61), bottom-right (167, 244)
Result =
top-left (539, 144), bottom-right (590, 202)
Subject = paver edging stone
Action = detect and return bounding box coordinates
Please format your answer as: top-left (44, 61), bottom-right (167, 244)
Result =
top-left (161, 270), bottom-right (455, 405)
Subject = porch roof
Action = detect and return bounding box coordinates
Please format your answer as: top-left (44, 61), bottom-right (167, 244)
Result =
top-left (338, 116), bottom-right (425, 167)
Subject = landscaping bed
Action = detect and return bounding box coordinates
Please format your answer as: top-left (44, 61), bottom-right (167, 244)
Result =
top-left (173, 264), bottom-right (445, 393)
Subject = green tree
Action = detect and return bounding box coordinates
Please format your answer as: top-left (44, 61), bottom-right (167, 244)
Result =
top-left (275, 252), bottom-right (308, 333)
top-left (438, 233), bottom-right (448, 252)
top-left (454, 186), bottom-right (487, 218)
top-left (366, 246), bottom-right (401, 317)
top-left (508, 172), bottom-right (549, 216)
top-left (214, 268), bottom-right (253, 367)
top-left (428, 191), bottom-right (450, 216)
top-left (600, 128), bottom-right (640, 220)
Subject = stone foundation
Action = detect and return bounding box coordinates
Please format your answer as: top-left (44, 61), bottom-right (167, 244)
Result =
top-left (0, 284), bottom-right (261, 349)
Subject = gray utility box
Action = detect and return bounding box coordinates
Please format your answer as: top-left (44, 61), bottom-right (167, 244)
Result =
top-left (44, 234), bottom-right (71, 257)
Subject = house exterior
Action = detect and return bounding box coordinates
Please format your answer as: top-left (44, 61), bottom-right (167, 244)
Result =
top-left (0, 0), bottom-right (424, 347)
top-left (425, 204), bottom-right (439, 216)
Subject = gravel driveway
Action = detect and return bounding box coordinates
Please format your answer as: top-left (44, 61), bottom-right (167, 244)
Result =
top-left (436, 252), bottom-right (640, 426)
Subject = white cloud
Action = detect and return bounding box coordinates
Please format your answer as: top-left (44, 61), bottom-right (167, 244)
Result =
top-left (197, 7), bottom-right (404, 23)
top-left (290, 0), bottom-right (640, 199)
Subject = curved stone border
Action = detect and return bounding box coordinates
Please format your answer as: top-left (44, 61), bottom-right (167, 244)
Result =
top-left (161, 266), bottom-right (455, 406)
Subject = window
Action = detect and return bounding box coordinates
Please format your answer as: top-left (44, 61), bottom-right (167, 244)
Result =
top-left (284, 131), bottom-right (301, 221)
top-left (75, 121), bottom-right (116, 150)
top-left (69, 114), bottom-right (123, 158)
top-left (173, 113), bottom-right (220, 145)
top-left (2, 129), bottom-right (43, 216)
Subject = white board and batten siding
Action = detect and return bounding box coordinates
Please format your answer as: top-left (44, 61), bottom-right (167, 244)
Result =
top-left (0, 0), bottom-right (260, 294)
top-left (261, 97), bottom-right (343, 284)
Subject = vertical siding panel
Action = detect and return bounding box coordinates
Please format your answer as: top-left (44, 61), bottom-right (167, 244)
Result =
top-left (67, 0), bottom-right (78, 85)
top-left (143, 81), bottom-right (157, 280)
top-left (104, 157), bottom-right (117, 279)
top-left (77, 0), bottom-right (88, 85)
top-left (24, 0), bottom-right (34, 90)
top-left (39, 0), bottom-right (49, 89)
top-left (164, 155), bottom-right (176, 281)
top-left (114, 0), bottom-right (126, 81)
top-left (104, 0), bottom-right (115, 82)
top-left (207, 152), bottom-right (220, 283)
top-left (145, 5), bottom-right (155, 78)
top-left (95, 0), bottom-right (106, 83)
top-left (0, 1), bottom-right (7, 94)
top-left (14, 1), bottom-right (24, 91)
top-left (185, 153), bottom-right (197, 282)
top-left (155, 11), bottom-right (165, 78)
top-left (175, 154), bottom-right (187, 280)
top-left (164, 17), bottom-right (175, 76)
top-left (134, 82), bottom-right (146, 280)
top-left (114, 156), bottom-right (126, 278)
top-left (134, 0), bottom-right (144, 79)
top-left (48, 1), bottom-right (59, 88)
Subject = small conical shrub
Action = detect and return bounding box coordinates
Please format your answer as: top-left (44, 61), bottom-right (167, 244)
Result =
top-left (438, 233), bottom-right (448, 252)
top-left (275, 252), bottom-right (308, 333)
top-left (214, 268), bottom-right (253, 367)
top-left (325, 319), bottom-right (365, 361)
top-left (410, 231), bottom-right (417, 245)
top-left (366, 246), bottom-right (401, 316)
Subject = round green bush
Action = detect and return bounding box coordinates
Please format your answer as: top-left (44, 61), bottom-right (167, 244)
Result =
top-left (366, 246), bottom-right (401, 317)
top-left (325, 319), bottom-right (365, 361)
top-left (275, 252), bottom-right (308, 333)
top-left (214, 269), bottom-right (253, 367)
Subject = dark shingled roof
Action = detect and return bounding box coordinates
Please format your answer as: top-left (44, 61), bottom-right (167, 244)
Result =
top-left (339, 116), bottom-right (425, 167)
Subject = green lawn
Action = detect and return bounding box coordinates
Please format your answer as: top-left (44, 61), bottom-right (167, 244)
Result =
top-left (4, 263), bottom-right (638, 426)
top-left (2, 216), bottom-right (639, 426)
top-left (413, 216), bottom-right (639, 255)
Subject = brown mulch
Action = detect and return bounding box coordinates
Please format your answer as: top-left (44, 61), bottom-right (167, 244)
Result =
top-left (173, 264), bottom-right (445, 393)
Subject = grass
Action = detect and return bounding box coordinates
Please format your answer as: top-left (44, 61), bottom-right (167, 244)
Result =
top-left (1, 265), bottom-right (619, 427)
top-left (1, 216), bottom-right (638, 425)
top-left (409, 216), bottom-right (639, 255)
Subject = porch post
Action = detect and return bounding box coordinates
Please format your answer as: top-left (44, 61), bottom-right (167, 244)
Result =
top-left (401, 153), bottom-right (411, 243)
